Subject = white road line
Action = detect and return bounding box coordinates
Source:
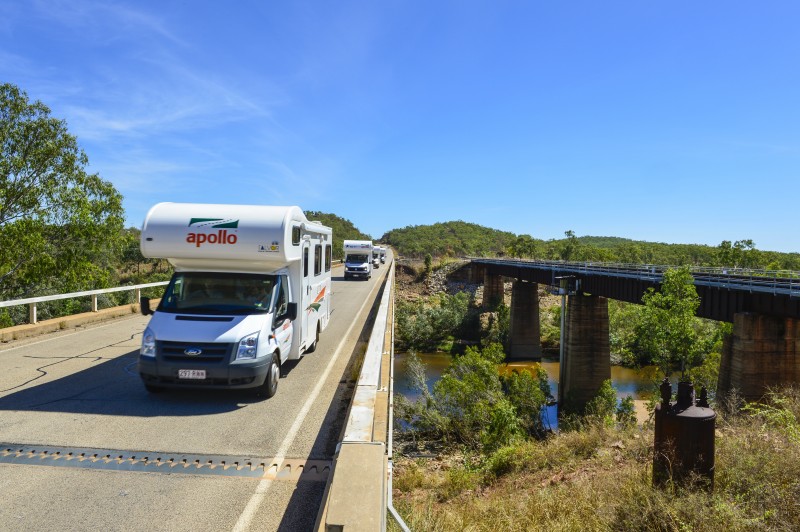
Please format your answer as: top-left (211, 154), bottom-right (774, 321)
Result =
top-left (231, 276), bottom-right (384, 532)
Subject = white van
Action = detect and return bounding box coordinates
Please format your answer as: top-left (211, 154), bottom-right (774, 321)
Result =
top-left (343, 240), bottom-right (373, 280)
top-left (379, 246), bottom-right (387, 264)
top-left (138, 203), bottom-right (332, 397)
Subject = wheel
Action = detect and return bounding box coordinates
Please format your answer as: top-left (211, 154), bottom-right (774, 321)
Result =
top-left (306, 324), bottom-right (320, 353)
top-left (257, 353), bottom-right (280, 398)
top-left (144, 382), bottom-right (164, 393)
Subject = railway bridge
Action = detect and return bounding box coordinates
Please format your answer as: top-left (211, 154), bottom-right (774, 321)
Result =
top-left (459, 259), bottom-right (800, 408)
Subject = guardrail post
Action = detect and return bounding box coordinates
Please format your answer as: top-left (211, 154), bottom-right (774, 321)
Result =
top-left (91, 294), bottom-right (98, 312)
top-left (29, 303), bottom-right (37, 324)
top-left (135, 288), bottom-right (141, 305)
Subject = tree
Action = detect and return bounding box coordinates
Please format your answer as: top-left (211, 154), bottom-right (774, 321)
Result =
top-left (0, 83), bottom-right (124, 299)
top-left (560, 230), bottom-right (580, 261)
top-left (716, 239), bottom-right (761, 270)
top-left (636, 266), bottom-right (701, 378)
top-left (507, 234), bottom-right (539, 258)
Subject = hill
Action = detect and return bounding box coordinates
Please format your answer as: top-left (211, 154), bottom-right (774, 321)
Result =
top-left (379, 221), bottom-right (800, 270)
top-left (381, 221), bottom-right (516, 258)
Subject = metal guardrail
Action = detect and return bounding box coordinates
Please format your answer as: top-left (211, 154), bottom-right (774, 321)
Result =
top-left (0, 262), bottom-right (347, 326)
top-left (471, 258), bottom-right (800, 297)
top-left (0, 282), bottom-right (169, 324)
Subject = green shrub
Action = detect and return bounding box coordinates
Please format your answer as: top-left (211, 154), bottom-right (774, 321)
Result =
top-left (482, 302), bottom-right (510, 347)
top-left (396, 292), bottom-right (471, 352)
top-left (616, 396), bottom-right (636, 427)
top-left (482, 398), bottom-right (523, 451)
top-left (585, 379), bottom-right (617, 424)
top-left (502, 365), bottom-right (550, 437)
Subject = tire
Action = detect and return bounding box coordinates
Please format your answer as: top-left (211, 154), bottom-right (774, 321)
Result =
top-left (257, 353), bottom-right (280, 398)
top-left (306, 324), bottom-right (320, 353)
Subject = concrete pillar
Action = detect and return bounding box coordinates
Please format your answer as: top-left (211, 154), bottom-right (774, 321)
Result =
top-left (508, 280), bottom-right (542, 360)
top-left (717, 313), bottom-right (800, 402)
top-left (467, 263), bottom-right (481, 284)
top-left (482, 271), bottom-right (504, 309)
top-left (559, 294), bottom-right (611, 414)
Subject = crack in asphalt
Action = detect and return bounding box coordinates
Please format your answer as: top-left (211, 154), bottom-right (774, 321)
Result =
top-left (1, 334), bottom-right (141, 394)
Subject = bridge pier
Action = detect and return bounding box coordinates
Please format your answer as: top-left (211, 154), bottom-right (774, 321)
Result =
top-left (508, 280), bottom-right (542, 360)
top-left (482, 271), bottom-right (504, 309)
top-left (717, 313), bottom-right (800, 401)
top-left (559, 293), bottom-right (611, 414)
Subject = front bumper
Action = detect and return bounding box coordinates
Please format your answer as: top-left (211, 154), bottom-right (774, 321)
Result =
top-left (138, 340), bottom-right (271, 389)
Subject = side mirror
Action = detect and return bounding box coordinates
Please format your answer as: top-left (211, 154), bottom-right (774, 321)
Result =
top-left (286, 302), bottom-right (298, 322)
top-left (140, 296), bottom-right (153, 316)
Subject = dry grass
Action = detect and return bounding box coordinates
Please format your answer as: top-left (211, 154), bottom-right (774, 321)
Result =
top-left (391, 388), bottom-right (800, 531)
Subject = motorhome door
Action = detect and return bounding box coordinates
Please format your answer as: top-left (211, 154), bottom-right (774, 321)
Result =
top-left (302, 240), bottom-right (311, 349)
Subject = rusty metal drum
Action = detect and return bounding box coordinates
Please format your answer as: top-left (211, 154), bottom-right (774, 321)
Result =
top-left (653, 380), bottom-right (716, 489)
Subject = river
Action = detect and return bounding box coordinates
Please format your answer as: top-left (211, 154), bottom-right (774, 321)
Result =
top-left (393, 352), bottom-right (663, 428)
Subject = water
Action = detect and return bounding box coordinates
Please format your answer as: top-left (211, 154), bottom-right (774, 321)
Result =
top-left (393, 352), bottom-right (663, 429)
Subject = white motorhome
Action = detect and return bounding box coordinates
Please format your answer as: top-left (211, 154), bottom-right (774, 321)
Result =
top-left (343, 239), bottom-right (373, 280)
top-left (138, 203), bottom-right (332, 398)
top-left (372, 245), bottom-right (381, 268)
top-left (379, 246), bottom-right (387, 264)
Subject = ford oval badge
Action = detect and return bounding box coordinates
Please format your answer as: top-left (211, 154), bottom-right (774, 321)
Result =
top-left (184, 347), bottom-right (203, 356)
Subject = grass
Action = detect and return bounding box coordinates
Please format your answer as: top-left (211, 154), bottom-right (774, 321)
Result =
top-left (390, 387), bottom-right (800, 531)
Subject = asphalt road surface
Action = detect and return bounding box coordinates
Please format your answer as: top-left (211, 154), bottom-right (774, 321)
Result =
top-left (0, 257), bottom-right (392, 532)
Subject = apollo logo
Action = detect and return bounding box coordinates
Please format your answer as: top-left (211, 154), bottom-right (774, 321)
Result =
top-left (186, 218), bottom-right (239, 247)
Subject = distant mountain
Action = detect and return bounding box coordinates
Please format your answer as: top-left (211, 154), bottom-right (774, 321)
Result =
top-left (305, 211), bottom-right (372, 260)
top-left (381, 220), bottom-right (516, 258)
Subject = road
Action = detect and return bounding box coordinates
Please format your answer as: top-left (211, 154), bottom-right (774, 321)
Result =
top-left (0, 259), bottom-right (391, 532)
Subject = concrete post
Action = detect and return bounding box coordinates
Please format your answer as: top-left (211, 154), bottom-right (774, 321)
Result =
top-left (508, 280), bottom-right (542, 360)
top-left (717, 313), bottom-right (800, 401)
top-left (559, 294), bottom-right (611, 414)
top-left (482, 271), bottom-right (504, 309)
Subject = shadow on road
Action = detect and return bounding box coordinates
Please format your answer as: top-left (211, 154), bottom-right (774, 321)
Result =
top-left (276, 273), bottom-right (388, 531)
top-left (0, 350), bottom-right (272, 417)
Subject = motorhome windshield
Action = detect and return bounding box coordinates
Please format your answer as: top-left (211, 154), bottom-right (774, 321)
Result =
top-left (158, 272), bottom-right (276, 314)
top-left (346, 254), bottom-right (369, 263)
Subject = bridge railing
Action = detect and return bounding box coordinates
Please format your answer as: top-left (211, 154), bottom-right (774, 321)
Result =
top-left (318, 262), bottom-right (409, 531)
top-left (470, 258), bottom-right (800, 296)
top-left (0, 282), bottom-right (170, 325)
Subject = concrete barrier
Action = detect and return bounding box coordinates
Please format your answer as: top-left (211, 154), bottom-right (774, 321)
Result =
top-left (319, 264), bottom-right (395, 531)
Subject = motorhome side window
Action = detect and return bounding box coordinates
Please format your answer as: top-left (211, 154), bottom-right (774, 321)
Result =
top-left (304, 247), bottom-right (309, 277)
top-left (275, 276), bottom-right (288, 318)
top-left (325, 245), bottom-right (331, 272)
top-left (292, 226), bottom-right (301, 246)
top-left (314, 244), bottom-right (322, 276)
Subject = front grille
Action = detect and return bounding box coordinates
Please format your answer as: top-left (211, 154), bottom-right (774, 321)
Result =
top-left (158, 341), bottom-right (233, 364)
top-left (175, 315), bottom-right (234, 322)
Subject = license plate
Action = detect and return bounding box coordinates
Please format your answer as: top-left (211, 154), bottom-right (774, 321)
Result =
top-left (178, 369), bottom-right (206, 380)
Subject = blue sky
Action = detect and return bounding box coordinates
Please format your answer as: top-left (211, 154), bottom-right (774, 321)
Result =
top-left (2, 1), bottom-right (798, 253)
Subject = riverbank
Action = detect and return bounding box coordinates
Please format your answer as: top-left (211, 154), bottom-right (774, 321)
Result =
top-left (390, 387), bottom-right (800, 531)
top-left (389, 262), bottom-right (800, 530)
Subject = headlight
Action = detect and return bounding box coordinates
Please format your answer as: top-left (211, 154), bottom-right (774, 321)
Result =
top-left (236, 332), bottom-right (259, 360)
top-left (141, 327), bottom-right (156, 358)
